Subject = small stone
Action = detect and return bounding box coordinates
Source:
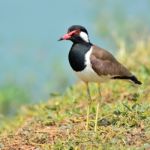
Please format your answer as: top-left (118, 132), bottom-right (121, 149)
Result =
top-left (98, 118), bottom-right (111, 126)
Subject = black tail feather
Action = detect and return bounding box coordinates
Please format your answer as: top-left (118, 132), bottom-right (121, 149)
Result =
top-left (130, 76), bottom-right (142, 85)
top-left (112, 75), bottom-right (142, 85)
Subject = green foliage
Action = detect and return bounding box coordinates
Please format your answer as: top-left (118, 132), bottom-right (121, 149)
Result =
top-left (0, 83), bottom-right (30, 116)
top-left (0, 39), bottom-right (150, 149)
top-left (93, 0), bottom-right (150, 49)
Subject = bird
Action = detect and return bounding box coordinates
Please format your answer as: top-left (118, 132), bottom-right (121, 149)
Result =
top-left (58, 25), bottom-right (142, 131)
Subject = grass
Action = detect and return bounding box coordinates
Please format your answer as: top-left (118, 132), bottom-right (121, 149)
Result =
top-left (0, 39), bottom-right (150, 149)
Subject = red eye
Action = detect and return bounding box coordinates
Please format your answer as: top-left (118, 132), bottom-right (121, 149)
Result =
top-left (68, 30), bottom-right (80, 36)
top-left (59, 29), bottom-right (81, 41)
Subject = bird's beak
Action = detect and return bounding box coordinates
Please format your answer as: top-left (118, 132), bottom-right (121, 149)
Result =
top-left (58, 33), bottom-right (71, 41)
top-left (58, 30), bottom-right (79, 41)
top-left (58, 37), bottom-right (64, 41)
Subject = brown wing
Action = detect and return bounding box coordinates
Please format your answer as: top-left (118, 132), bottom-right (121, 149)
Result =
top-left (90, 45), bottom-right (132, 77)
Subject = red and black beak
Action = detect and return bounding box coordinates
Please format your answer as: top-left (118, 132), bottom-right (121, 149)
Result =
top-left (58, 33), bottom-right (71, 41)
top-left (58, 30), bottom-right (80, 41)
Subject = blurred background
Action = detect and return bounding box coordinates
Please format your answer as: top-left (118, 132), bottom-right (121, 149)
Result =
top-left (0, 0), bottom-right (150, 116)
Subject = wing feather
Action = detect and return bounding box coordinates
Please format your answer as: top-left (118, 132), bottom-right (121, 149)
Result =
top-left (91, 45), bottom-right (132, 77)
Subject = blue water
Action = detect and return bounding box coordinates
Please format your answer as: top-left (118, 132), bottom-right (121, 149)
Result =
top-left (0, 0), bottom-right (93, 101)
top-left (0, 0), bottom-right (149, 101)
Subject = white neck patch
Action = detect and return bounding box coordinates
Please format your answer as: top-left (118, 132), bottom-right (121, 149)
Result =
top-left (79, 31), bottom-right (89, 42)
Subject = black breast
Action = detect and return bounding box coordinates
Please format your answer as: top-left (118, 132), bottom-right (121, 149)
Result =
top-left (68, 43), bottom-right (92, 71)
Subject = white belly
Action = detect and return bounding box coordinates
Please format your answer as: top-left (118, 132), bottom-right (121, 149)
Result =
top-left (75, 67), bottom-right (110, 83)
top-left (74, 47), bottom-right (110, 83)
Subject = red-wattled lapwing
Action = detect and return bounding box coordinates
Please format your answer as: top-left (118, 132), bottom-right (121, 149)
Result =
top-left (59, 25), bottom-right (142, 131)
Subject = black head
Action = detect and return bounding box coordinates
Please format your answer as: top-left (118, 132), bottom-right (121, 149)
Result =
top-left (67, 25), bottom-right (88, 35)
top-left (59, 25), bottom-right (90, 43)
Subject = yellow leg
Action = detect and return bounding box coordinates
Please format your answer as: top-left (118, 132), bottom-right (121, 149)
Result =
top-left (86, 103), bottom-right (90, 130)
top-left (86, 82), bottom-right (92, 131)
top-left (94, 83), bottom-right (101, 132)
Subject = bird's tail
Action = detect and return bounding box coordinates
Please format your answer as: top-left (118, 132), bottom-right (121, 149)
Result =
top-left (129, 75), bottom-right (142, 85)
top-left (112, 75), bottom-right (142, 85)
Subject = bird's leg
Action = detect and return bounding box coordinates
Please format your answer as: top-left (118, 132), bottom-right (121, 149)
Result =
top-left (94, 83), bottom-right (101, 132)
top-left (86, 82), bottom-right (92, 131)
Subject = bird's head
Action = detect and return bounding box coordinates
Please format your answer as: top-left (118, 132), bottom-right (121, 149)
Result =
top-left (59, 25), bottom-right (90, 43)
